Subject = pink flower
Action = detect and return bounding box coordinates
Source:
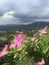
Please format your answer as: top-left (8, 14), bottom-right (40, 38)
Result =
top-left (36, 61), bottom-right (45, 65)
top-left (0, 44), bottom-right (8, 57)
top-left (31, 36), bottom-right (36, 42)
top-left (39, 26), bottom-right (48, 36)
top-left (9, 43), bottom-right (16, 49)
top-left (10, 33), bottom-right (24, 49)
top-left (15, 33), bottom-right (24, 39)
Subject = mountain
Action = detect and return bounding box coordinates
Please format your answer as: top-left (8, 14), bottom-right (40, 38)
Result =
top-left (28, 21), bottom-right (49, 30)
top-left (0, 21), bottom-right (49, 31)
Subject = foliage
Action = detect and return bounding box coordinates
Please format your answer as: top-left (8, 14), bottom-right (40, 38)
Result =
top-left (0, 26), bottom-right (49, 65)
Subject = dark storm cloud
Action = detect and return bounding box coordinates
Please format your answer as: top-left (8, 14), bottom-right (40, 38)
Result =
top-left (0, 0), bottom-right (49, 25)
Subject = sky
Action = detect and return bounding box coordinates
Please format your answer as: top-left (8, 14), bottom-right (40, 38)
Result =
top-left (0, 0), bottom-right (49, 25)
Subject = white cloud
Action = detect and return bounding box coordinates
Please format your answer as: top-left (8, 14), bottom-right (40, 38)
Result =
top-left (2, 11), bottom-right (15, 19)
top-left (0, 11), bottom-right (33, 25)
top-left (0, 11), bottom-right (21, 25)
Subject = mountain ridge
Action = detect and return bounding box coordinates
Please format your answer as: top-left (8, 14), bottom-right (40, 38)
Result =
top-left (0, 21), bottom-right (49, 31)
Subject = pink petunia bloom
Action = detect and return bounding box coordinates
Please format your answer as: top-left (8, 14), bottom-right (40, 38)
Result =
top-left (39, 26), bottom-right (48, 36)
top-left (31, 36), bottom-right (36, 42)
top-left (36, 61), bottom-right (45, 65)
top-left (9, 42), bottom-right (16, 49)
top-left (15, 33), bottom-right (24, 39)
top-left (0, 44), bottom-right (8, 57)
top-left (15, 38), bottom-right (23, 47)
top-left (10, 33), bottom-right (24, 49)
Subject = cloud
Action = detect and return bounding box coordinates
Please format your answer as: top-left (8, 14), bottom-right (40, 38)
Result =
top-left (0, 0), bottom-right (49, 25)
top-left (0, 11), bottom-right (20, 25)
top-left (41, 7), bottom-right (49, 16)
top-left (0, 0), bottom-right (42, 16)
top-left (0, 11), bottom-right (33, 25)
top-left (2, 11), bottom-right (15, 19)
top-left (35, 19), bottom-right (49, 22)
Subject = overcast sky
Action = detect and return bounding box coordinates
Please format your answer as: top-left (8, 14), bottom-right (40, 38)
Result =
top-left (0, 0), bottom-right (49, 25)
